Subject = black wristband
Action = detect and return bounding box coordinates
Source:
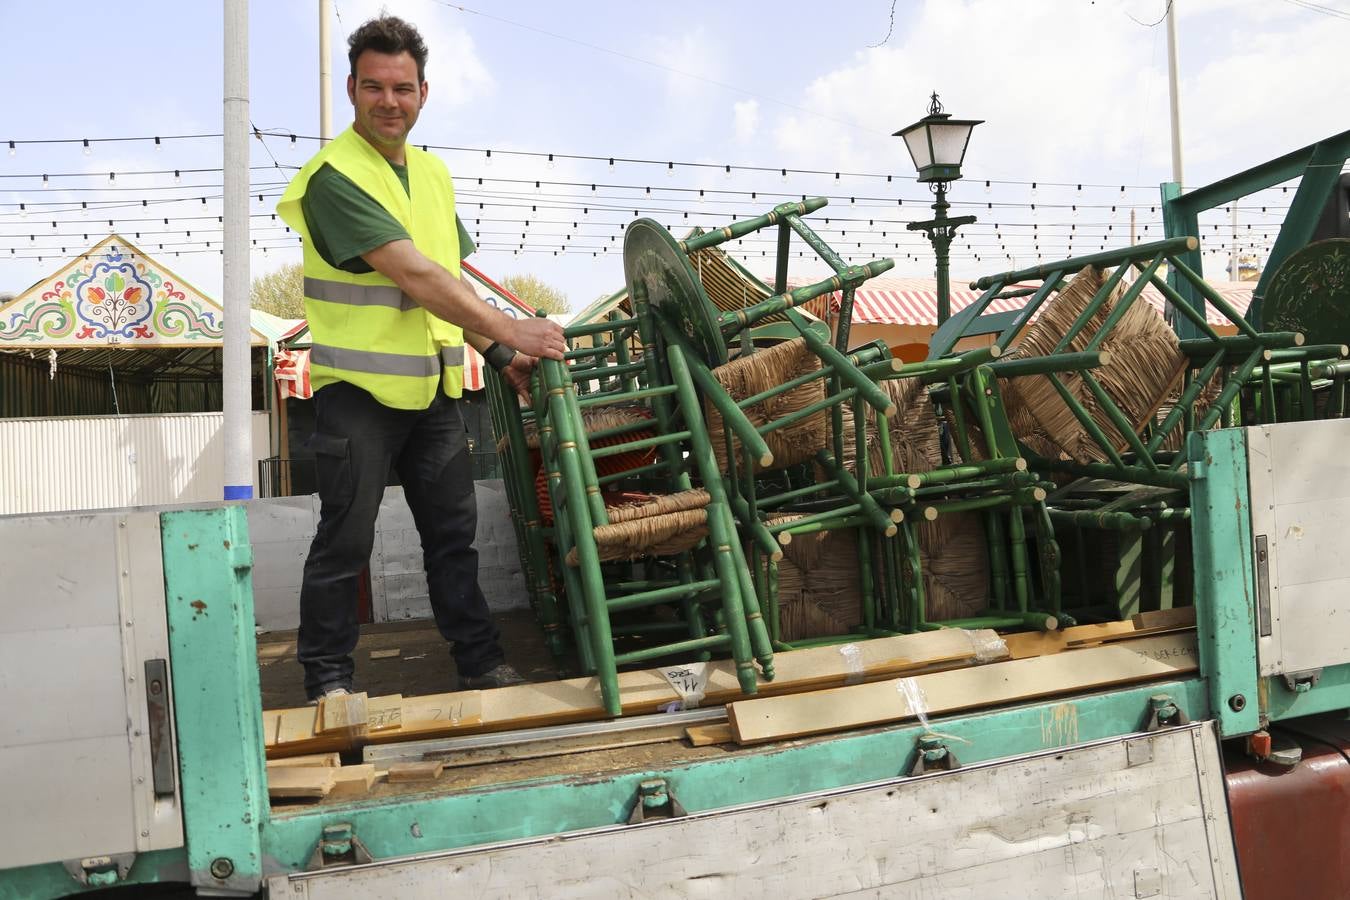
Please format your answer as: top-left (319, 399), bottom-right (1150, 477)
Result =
top-left (483, 341), bottom-right (516, 371)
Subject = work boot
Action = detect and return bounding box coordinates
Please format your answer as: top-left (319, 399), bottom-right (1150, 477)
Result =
top-left (457, 663), bottom-right (527, 691)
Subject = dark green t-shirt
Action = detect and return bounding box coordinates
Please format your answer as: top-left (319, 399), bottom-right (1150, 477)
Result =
top-left (299, 160), bottom-right (475, 273)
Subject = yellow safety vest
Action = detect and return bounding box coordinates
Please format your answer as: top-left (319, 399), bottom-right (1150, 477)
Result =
top-left (277, 126), bottom-right (464, 408)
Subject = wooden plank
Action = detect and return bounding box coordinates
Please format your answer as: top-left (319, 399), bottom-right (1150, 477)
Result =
top-left (1067, 623), bottom-right (1195, 648)
top-left (1000, 620), bottom-right (1137, 659)
top-left (264, 629), bottom-right (1004, 759)
top-left (366, 694), bottom-right (404, 733)
top-left (685, 723), bottom-right (735, 746)
top-left (727, 632), bottom-right (1198, 745)
top-left (369, 648), bottom-right (400, 660)
top-left (1132, 606), bottom-right (1196, 630)
top-left (266, 766), bottom-right (337, 799)
top-left (328, 764), bottom-right (377, 798)
top-left (387, 760), bottom-right (444, 783)
top-left (266, 752), bottom-right (341, 769)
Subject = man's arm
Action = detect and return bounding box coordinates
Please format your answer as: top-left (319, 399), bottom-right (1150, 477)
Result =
top-left (362, 239), bottom-right (565, 360)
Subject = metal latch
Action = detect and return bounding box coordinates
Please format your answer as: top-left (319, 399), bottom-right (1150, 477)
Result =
top-left (628, 778), bottom-right (686, 824)
top-left (908, 734), bottom-right (960, 776)
top-left (62, 854), bottom-right (135, 887)
top-left (144, 658), bottom-right (175, 796)
top-left (1143, 694), bottom-right (1190, 732)
top-left (306, 823), bottom-right (373, 870)
top-left (1281, 669), bottom-right (1322, 693)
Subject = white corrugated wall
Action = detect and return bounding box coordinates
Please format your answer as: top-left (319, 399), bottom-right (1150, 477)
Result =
top-left (0, 412), bottom-right (269, 515)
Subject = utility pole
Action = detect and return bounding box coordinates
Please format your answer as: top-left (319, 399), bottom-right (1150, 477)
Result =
top-left (222, 0), bottom-right (253, 502)
top-left (319, 0), bottom-right (333, 143)
top-left (1165, 0), bottom-right (1185, 186)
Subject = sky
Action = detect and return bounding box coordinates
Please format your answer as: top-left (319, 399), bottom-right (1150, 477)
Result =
top-left (1, 0), bottom-right (1347, 313)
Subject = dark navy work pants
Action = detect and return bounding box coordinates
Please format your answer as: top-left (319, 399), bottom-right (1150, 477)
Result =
top-left (297, 381), bottom-right (503, 699)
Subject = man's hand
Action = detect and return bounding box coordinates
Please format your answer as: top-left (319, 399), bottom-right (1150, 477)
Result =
top-left (512, 317), bottom-right (566, 361)
top-left (500, 352), bottom-right (537, 401)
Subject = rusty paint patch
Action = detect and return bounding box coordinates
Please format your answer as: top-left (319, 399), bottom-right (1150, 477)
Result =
top-left (224, 540), bottom-right (231, 549)
top-left (190, 599), bottom-right (208, 617)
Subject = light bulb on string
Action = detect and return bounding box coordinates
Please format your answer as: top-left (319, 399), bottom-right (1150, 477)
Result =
top-left (724, 164), bottom-right (731, 180)
top-left (780, 168), bottom-right (787, 184)
top-left (984, 180), bottom-right (991, 194)
top-left (154, 136), bottom-right (162, 152)
top-left (42, 174), bottom-right (48, 189)
top-left (174, 169), bottom-right (181, 184)
top-left (82, 139), bottom-right (91, 156)
top-left (7, 141), bottom-right (14, 157)
top-left (1030, 182), bottom-right (1037, 199)
top-left (608, 157), bottom-right (615, 173)
top-left (18, 203), bottom-right (26, 218)
top-left (547, 153), bottom-right (555, 170)
top-left (667, 161), bottom-right (674, 177)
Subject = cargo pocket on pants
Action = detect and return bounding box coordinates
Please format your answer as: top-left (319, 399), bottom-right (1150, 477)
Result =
top-left (307, 432), bottom-right (354, 507)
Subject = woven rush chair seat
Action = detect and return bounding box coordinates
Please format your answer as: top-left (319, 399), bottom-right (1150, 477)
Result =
top-left (829, 376), bottom-right (940, 477)
top-left (1001, 266), bottom-right (1188, 463)
top-left (706, 337), bottom-right (828, 473)
top-left (564, 489), bottom-right (711, 565)
top-left (764, 513), bottom-right (861, 642)
top-left (505, 406), bottom-right (657, 526)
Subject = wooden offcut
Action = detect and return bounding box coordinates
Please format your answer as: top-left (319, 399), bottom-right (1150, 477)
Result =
top-left (1131, 607), bottom-right (1196, 630)
top-left (685, 723), bottom-right (735, 747)
top-left (319, 691), bottom-right (370, 738)
top-left (266, 752), bottom-right (340, 769)
top-left (266, 766), bottom-right (337, 799)
top-left (329, 764), bottom-right (377, 798)
top-left (726, 632), bottom-right (1198, 746)
top-left (387, 760), bottom-right (444, 783)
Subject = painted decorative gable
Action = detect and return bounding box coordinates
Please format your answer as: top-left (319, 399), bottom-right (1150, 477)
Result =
top-left (0, 234), bottom-right (262, 347)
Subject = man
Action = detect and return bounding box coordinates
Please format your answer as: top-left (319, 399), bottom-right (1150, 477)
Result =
top-left (277, 14), bottom-right (565, 703)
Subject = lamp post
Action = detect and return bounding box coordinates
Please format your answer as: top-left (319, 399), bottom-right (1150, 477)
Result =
top-left (896, 93), bottom-right (982, 325)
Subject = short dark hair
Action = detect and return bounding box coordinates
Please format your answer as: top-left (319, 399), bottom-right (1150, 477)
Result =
top-left (348, 15), bottom-right (429, 83)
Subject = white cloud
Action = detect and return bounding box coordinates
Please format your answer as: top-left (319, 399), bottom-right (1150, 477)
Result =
top-left (733, 99), bottom-right (760, 143)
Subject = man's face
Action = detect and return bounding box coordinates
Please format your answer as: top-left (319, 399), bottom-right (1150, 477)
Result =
top-left (347, 50), bottom-right (427, 152)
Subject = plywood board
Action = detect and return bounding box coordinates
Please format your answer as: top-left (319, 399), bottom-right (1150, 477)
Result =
top-left (267, 766), bottom-right (337, 799)
top-left (728, 632), bottom-right (1198, 745)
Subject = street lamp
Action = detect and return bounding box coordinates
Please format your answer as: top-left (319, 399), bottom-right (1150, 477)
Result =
top-left (896, 93), bottom-right (982, 324)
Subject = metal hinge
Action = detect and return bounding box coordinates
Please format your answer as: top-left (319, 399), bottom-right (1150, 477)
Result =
top-left (908, 733), bottom-right (961, 776)
top-left (628, 778), bottom-right (686, 824)
top-left (306, 822), bottom-right (373, 871)
top-left (1143, 694), bottom-right (1190, 732)
top-left (62, 854), bottom-right (135, 887)
top-left (1281, 668), bottom-right (1322, 693)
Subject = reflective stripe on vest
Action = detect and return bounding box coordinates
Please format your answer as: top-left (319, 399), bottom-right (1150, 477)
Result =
top-left (309, 343), bottom-right (464, 376)
top-left (304, 276), bottom-right (418, 311)
top-left (311, 344), bottom-right (440, 377)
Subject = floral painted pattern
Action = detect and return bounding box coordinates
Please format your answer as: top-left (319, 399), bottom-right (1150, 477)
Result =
top-left (0, 239), bottom-right (226, 345)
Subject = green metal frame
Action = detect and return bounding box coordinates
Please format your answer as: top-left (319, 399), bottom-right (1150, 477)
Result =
top-left (1160, 128), bottom-right (1350, 336)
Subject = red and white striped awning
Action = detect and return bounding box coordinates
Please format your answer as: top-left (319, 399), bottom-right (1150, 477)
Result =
top-left (792, 276), bottom-right (1253, 327)
top-left (271, 261), bottom-right (535, 400)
